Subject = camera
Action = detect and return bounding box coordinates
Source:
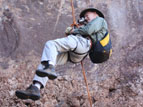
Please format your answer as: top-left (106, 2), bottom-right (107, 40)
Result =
top-left (77, 17), bottom-right (87, 25)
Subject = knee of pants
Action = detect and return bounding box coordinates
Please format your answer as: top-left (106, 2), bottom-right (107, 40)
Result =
top-left (45, 40), bottom-right (54, 47)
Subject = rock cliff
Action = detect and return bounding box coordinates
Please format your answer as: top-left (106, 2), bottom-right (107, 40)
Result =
top-left (0, 0), bottom-right (143, 106)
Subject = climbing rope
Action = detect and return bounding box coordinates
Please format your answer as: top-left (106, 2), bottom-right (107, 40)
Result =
top-left (81, 61), bottom-right (92, 107)
top-left (70, 0), bottom-right (78, 28)
top-left (70, 0), bottom-right (92, 106)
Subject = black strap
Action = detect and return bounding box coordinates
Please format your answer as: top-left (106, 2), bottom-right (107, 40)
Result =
top-left (68, 52), bottom-right (88, 63)
top-left (71, 51), bottom-right (89, 55)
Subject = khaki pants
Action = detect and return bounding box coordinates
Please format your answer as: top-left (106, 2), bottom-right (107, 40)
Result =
top-left (33, 35), bottom-right (91, 87)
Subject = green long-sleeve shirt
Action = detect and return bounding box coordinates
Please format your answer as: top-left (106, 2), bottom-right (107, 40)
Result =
top-left (72, 16), bottom-right (108, 42)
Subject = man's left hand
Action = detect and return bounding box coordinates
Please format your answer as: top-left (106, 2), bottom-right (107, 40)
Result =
top-left (65, 27), bottom-right (73, 35)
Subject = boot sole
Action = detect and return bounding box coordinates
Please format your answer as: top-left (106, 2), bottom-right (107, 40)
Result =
top-left (16, 91), bottom-right (40, 101)
top-left (36, 70), bottom-right (57, 80)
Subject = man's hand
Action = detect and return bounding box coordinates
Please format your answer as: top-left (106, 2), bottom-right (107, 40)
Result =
top-left (65, 27), bottom-right (73, 35)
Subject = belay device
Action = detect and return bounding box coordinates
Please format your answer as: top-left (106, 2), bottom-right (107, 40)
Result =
top-left (89, 32), bottom-right (112, 63)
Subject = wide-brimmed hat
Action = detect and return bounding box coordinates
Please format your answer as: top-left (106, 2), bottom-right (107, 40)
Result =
top-left (80, 8), bottom-right (104, 18)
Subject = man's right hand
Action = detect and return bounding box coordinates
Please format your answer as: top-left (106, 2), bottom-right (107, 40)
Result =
top-left (65, 27), bottom-right (73, 35)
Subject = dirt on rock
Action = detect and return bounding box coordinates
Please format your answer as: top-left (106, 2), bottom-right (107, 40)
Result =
top-left (0, 0), bottom-right (143, 107)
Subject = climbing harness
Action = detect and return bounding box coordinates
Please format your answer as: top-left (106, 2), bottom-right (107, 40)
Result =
top-left (70, 0), bottom-right (92, 106)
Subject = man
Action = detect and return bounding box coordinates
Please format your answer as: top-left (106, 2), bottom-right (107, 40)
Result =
top-left (15, 8), bottom-right (108, 100)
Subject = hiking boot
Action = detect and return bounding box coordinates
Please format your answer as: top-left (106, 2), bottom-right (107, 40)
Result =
top-left (36, 64), bottom-right (57, 80)
top-left (15, 84), bottom-right (40, 101)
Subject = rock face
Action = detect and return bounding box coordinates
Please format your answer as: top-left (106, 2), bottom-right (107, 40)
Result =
top-left (0, 0), bottom-right (143, 107)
